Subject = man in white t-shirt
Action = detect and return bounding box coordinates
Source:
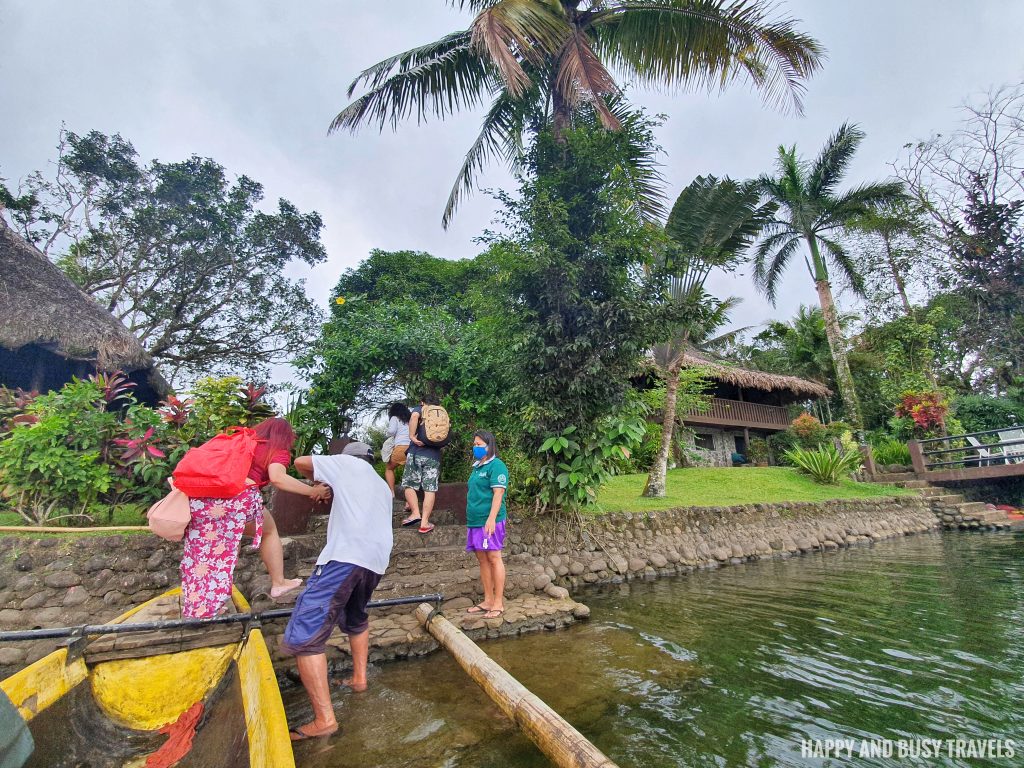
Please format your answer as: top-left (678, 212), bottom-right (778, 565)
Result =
top-left (282, 441), bottom-right (393, 741)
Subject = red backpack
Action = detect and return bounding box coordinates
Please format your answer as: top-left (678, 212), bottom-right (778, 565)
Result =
top-left (172, 427), bottom-right (260, 499)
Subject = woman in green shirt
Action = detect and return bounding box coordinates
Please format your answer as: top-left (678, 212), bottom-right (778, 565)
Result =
top-left (464, 430), bottom-right (508, 620)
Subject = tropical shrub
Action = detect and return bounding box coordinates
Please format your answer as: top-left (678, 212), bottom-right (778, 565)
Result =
top-left (790, 412), bottom-right (828, 445)
top-left (537, 405), bottom-right (647, 509)
top-left (0, 373), bottom-right (280, 525)
top-left (894, 390), bottom-right (949, 437)
top-left (870, 436), bottom-right (912, 466)
top-left (785, 444), bottom-right (864, 484)
top-left (747, 438), bottom-right (771, 465)
top-left (0, 378), bottom-right (117, 523)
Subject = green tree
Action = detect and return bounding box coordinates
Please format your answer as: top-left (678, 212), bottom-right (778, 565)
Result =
top-left (754, 124), bottom-right (905, 439)
top-left (643, 175), bottom-right (771, 497)
top-left (334, 0), bottom-right (824, 225)
top-left (4, 130), bottom-right (326, 386)
top-left (846, 200), bottom-right (937, 320)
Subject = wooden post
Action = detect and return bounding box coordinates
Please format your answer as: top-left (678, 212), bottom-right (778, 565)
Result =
top-left (415, 604), bottom-right (620, 768)
top-left (908, 440), bottom-right (927, 476)
top-left (860, 443), bottom-right (877, 477)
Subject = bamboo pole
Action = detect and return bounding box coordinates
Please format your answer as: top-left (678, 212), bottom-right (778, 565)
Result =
top-left (415, 603), bottom-right (621, 768)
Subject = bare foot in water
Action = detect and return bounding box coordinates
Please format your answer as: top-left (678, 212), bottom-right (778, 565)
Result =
top-left (338, 677), bottom-right (367, 692)
top-left (289, 720), bottom-right (338, 741)
top-left (270, 578), bottom-right (303, 600)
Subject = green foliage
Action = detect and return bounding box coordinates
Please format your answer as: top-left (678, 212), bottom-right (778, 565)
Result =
top-left (747, 437), bottom-right (770, 465)
top-left (537, 404), bottom-right (648, 509)
top-left (952, 395), bottom-right (1023, 433)
top-left (6, 129), bottom-right (326, 385)
top-left (785, 444), bottom-right (864, 485)
top-left (335, 0), bottom-right (823, 226)
top-left (0, 379), bottom-right (115, 523)
top-left (0, 373), bottom-right (281, 526)
top-left (870, 437), bottom-right (912, 466)
top-left (494, 121), bottom-right (670, 436)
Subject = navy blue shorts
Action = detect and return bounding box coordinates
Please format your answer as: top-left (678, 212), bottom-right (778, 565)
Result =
top-left (280, 561), bottom-right (382, 656)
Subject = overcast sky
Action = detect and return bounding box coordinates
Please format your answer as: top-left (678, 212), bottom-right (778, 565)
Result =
top-left (3, 1), bottom-right (1023, 384)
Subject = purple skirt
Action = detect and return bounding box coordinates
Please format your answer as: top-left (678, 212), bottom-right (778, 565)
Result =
top-left (466, 520), bottom-right (506, 552)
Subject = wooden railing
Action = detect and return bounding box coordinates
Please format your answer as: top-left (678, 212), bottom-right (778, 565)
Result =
top-left (907, 426), bottom-right (1024, 481)
top-left (683, 398), bottom-right (791, 430)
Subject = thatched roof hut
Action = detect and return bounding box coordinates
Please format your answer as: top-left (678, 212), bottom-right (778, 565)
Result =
top-left (0, 220), bottom-right (168, 403)
top-left (679, 347), bottom-right (831, 401)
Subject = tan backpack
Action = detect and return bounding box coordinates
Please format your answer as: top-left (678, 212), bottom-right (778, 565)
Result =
top-left (419, 405), bottom-right (451, 447)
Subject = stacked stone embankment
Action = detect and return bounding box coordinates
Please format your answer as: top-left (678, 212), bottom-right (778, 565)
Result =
top-left (0, 492), bottom-right (942, 677)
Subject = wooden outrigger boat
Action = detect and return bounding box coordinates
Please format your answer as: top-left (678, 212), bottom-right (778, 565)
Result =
top-left (0, 587), bottom-right (294, 768)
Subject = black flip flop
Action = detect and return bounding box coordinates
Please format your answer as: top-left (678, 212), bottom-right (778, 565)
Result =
top-left (401, 517), bottom-right (422, 527)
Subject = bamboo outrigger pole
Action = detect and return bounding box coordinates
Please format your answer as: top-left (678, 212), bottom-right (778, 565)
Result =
top-left (415, 603), bottom-right (621, 768)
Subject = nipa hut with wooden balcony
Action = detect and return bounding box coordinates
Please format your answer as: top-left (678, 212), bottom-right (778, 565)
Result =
top-left (673, 348), bottom-right (831, 466)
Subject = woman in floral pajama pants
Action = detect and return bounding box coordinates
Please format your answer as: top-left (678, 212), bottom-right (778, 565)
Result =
top-left (178, 418), bottom-right (330, 619)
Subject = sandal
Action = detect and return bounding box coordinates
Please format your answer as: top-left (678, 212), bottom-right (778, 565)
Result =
top-left (483, 609), bottom-right (504, 619)
top-left (466, 603), bottom-right (490, 614)
top-left (401, 516), bottom-right (422, 527)
top-left (418, 524), bottom-right (435, 534)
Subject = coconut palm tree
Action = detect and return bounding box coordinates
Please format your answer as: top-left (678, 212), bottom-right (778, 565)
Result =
top-left (754, 124), bottom-right (906, 437)
top-left (643, 175), bottom-right (772, 497)
top-left (334, 0), bottom-right (825, 226)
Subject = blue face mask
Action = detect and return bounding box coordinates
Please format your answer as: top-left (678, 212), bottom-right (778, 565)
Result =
top-left (472, 445), bottom-right (488, 460)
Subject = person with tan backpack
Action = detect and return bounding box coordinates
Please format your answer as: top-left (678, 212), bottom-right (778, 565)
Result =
top-left (399, 394), bottom-right (450, 533)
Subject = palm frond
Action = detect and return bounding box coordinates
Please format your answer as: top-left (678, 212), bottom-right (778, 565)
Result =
top-left (332, 36), bottom-right (496, 133)
top-left (820, 181), bottom-right (908, 229)
top-left (817, 234), bottom-right (866, 297)
top-left (574, 97), bottom-right (667, 222)
top-left (443, 88), bottom-right (540, 227)
top-left (591, 0), bottom-right (825, 115)
top-left (470, 0), bottom-right (571, 97)
top-left (666, 174), bottom-right (772, 270)
top-left (345, 32), bottom-right (474, 98)
top-left (554, 27), bottom-right (622, 129)
top-left (753, 229), bottom-right (801, 304)
top-left (807, 123), bottom-right (863, 198)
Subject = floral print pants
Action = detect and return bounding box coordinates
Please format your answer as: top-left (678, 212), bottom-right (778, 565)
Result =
top-left (180, 486), bottom-right (264, 619)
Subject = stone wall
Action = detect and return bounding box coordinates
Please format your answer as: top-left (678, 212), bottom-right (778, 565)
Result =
top-left (506, 495), bottom-right (939, 590)
top-left (0, 494), bottom-right (939, 677)
top-left (0, 533), bottom-right (292, 674)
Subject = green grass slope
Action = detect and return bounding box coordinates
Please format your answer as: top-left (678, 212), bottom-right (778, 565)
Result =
top-left (594, 467), bottom-right (911, 514)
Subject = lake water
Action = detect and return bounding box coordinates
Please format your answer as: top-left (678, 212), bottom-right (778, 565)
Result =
top-left (286, 532), bottom-right (1024, 767)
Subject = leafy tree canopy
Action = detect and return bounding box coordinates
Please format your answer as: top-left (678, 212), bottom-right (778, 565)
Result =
top-left (4, 129), bottom-right (326, 386)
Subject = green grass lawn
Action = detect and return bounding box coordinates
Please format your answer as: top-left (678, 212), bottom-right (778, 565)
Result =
top-left (593, 466), bottom-right (912, 514)
top-left (0, 504), bottom-right (148, 529)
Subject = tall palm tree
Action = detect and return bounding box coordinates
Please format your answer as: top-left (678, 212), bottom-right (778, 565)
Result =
top-left (334, 1), bottom-right (825, 226)
top-left (754, 124), bottom-right (905, 438)
top-left (643, 175), bottom-right (772, 497)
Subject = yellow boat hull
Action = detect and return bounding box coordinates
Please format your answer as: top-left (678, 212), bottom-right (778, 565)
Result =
top-left (0, 587), bottom-right (294, 768)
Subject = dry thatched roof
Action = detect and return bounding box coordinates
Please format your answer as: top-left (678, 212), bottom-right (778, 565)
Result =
top-left (0, 220), bottom-right (165, 386)
top-left (679, 347), bottom-right (831, 399)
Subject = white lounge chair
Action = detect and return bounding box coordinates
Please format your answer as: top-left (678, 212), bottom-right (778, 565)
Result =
top-left (997, 428), bottom-right (1024, 464)
top-left (966, 435), bottom-right (1003, 466)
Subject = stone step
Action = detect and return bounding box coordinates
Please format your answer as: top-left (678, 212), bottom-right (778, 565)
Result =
top-left (388, 545), bottom-right (473, 574)
top-left (392, 525), bottom-right (466, 550)
top-left (375, 563), bottom-right (545, 602)
top-left (928, 494), bottom-right (966, 505)
top-left (917, 487), bottom-right (948, 497)
top-left (894, 479), bottom-right (930, 489)
top-left (957, 502), bottom-right (990, 515)
top-left (391, 507), bottom-right (460, 528)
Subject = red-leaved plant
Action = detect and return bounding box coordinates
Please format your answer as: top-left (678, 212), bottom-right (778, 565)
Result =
top-left (895, 390), bottom-right (949, 434)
